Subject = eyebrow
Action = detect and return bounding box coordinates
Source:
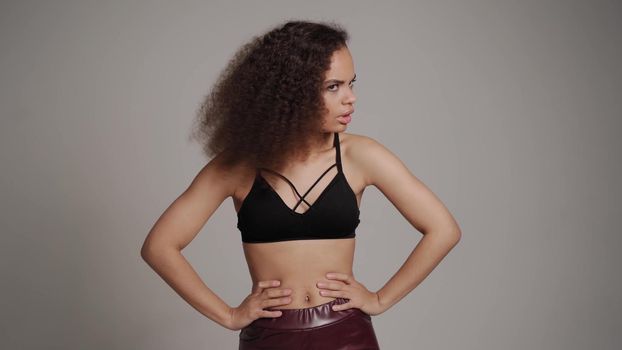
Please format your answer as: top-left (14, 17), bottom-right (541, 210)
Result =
top-left (324, 73), bottom-right (356, 85)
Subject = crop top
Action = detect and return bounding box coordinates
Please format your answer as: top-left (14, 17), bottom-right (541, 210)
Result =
top-left (236, 132), bottom-right (360, 243)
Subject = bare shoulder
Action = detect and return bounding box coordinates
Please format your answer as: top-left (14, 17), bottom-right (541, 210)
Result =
top-left (340, 131), bottom-right (382, 153)
top-left (142, 150), bottom-right (249, 251)
top-left (343, 131), bottom-right (461, 235)
top-left (340, 132), bottom-right (397, 187)
top-left (192, 150), bottom-right (257, 201)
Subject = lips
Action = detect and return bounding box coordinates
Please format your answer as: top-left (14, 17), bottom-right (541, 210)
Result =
top-left (340, 110), bottom-right (354, 117)
top-left (337, 111), bottom-right (353, 125)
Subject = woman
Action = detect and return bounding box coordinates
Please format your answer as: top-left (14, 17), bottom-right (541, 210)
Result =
top-left (141, 20), bottom-right (461, 349)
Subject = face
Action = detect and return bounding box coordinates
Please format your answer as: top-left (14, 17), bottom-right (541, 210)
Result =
top-left (320, 46), bottom-right (357, 132)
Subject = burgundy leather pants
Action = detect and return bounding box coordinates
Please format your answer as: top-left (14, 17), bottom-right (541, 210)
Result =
top-left (238, 297), bottom-right (380, 349)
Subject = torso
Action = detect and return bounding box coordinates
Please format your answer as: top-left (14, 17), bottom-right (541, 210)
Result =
top-left (241, 238), bottom-right (356, 309)
top-left (232, 132), bottom-right (366, 309)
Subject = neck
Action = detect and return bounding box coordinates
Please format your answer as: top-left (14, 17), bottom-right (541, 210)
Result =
top-left (289, 131), bottom-right (334, 164)
top-left (309, 131), bottom-right (335, 154)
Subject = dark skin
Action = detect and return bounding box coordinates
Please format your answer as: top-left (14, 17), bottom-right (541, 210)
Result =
top-left (141, 46), bottom-right (461, 331)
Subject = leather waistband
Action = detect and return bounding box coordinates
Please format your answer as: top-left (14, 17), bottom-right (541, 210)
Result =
top-left (248, 297), bottom-right (367, 330)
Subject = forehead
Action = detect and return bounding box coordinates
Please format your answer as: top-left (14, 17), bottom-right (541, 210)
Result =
top-left (324, 46), bottom-right (354, 76)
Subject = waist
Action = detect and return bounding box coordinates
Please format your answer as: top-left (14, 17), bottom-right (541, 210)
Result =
top-left (246, 297), bottom-right (369, 330)
top-left (243, 238), bottom-right (355, 309)
top-left (250, 270), bottom-right (354, 310)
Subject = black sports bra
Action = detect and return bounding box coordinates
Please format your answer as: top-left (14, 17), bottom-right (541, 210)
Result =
top-left (236, 132), bottom-right (360, 243)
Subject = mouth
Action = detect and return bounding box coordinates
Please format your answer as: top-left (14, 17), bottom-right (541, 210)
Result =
top-left (337, 111), bottom-right (354, 124)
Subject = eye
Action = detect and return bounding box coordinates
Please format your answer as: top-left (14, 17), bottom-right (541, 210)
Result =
top-left (327, 79), bottom-right (357, 92)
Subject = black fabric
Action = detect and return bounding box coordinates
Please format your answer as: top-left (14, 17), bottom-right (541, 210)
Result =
top-left (237, 132), bottom-right (360, 243)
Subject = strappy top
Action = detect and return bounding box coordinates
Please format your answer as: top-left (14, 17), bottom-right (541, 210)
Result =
top-left (236, 132), bottom-right (360, 243)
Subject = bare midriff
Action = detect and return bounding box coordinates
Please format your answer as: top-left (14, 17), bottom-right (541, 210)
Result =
top-left (242, 237), bottom-right (356, 310)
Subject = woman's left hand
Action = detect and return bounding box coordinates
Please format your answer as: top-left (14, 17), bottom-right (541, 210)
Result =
top-left (316, 272), bottom-right (385, 316)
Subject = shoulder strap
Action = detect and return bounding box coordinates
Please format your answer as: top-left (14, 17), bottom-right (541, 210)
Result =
top-left (333, 132), bottom-right (343, 173)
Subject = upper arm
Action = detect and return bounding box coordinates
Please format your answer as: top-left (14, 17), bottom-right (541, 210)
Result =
top-left (141, 151), bottom-right (236, 254)
top-left (355, 135), bottom-right (461, 236)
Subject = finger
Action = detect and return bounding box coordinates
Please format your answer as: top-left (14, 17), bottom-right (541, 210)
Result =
top-left (319, 289), bottom-right (346, 298)
top-left (264, 288), bottom-right (292, 298)
top-left (259, 309), bottom-right (283, 318)
top-left (326, 273), bottom-right (352, 284)
top-left (331, 301), bottom-right (352, 311)
top-left (261, 296), bottom-right (292, 309)
top-left (317, 281), bottom-right (345, 290)
top-left (254, 280), bottom-right (280, 293)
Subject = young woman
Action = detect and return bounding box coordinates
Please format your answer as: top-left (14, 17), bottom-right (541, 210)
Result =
top-left (141, 20), bottom-right (461, 349)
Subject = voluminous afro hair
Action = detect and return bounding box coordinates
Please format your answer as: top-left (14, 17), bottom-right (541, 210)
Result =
top-left (190, 19), bottom-right (349, 171)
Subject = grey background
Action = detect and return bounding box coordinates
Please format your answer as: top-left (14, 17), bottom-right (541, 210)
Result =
top-left (1, 0), bottom-right (620, 349)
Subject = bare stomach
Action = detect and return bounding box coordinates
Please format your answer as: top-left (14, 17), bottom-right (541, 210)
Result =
top-left (242, 238), bottom-right (356, 310)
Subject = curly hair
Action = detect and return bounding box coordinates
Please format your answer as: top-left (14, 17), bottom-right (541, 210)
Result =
top-left (190, 20), bottom-right (350, 171)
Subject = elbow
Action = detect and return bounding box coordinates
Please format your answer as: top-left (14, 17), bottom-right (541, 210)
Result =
top-left (430, 226), bottom-right (461, 247)
top-left (140, 240), bottom-right (155, 262)
top-left (451, 229), bottom-right (462, 245)
top-left (140, 237), bottom-right (180, 263)
top-left (443, 220), bottom-right (462, 245)
top-left (422, 224), bottom-right (461, 244)
top-left (446, 223), bottom-right (462, 246)
top-left (140, 238), bottom-right (166, 263)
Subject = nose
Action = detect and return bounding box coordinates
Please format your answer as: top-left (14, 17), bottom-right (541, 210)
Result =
top-left (343, 87), bottom-right (356, 105)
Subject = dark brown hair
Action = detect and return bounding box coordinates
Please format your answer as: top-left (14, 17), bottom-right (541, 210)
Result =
top-left (190, 20), bottom-right (349, 171)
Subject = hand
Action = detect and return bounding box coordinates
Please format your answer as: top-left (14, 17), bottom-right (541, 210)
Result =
top-left (316, 272), bottom-right (385, 316)
top-left (226, 280), bottom-right (292, 331)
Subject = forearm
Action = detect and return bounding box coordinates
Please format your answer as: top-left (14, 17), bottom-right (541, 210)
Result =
top-left (141, 245), bottom-right (232, 329)
top-left (376, 230), bottom-right (460, 312)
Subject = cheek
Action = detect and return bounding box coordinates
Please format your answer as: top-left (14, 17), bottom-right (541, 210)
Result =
top-left (321, 93), bottom-right (342, 119)
top-left (319, 112), bottom-right (335, 129)
top-left (323, 96), bottom-right (339, 112)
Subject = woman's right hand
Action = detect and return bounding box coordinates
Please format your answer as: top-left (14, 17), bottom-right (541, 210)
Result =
top-left (226, 279), bottom-right (292, 331)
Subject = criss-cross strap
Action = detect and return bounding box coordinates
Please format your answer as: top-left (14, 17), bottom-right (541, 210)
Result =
top-left (256, 132), bottom-right (343, 213)
top-left (291, 163), bottom-right (337, 211)
top-left (259, 163), bottom-right (338, 211)
top-left (257, 167), bottom-right (313, 209)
